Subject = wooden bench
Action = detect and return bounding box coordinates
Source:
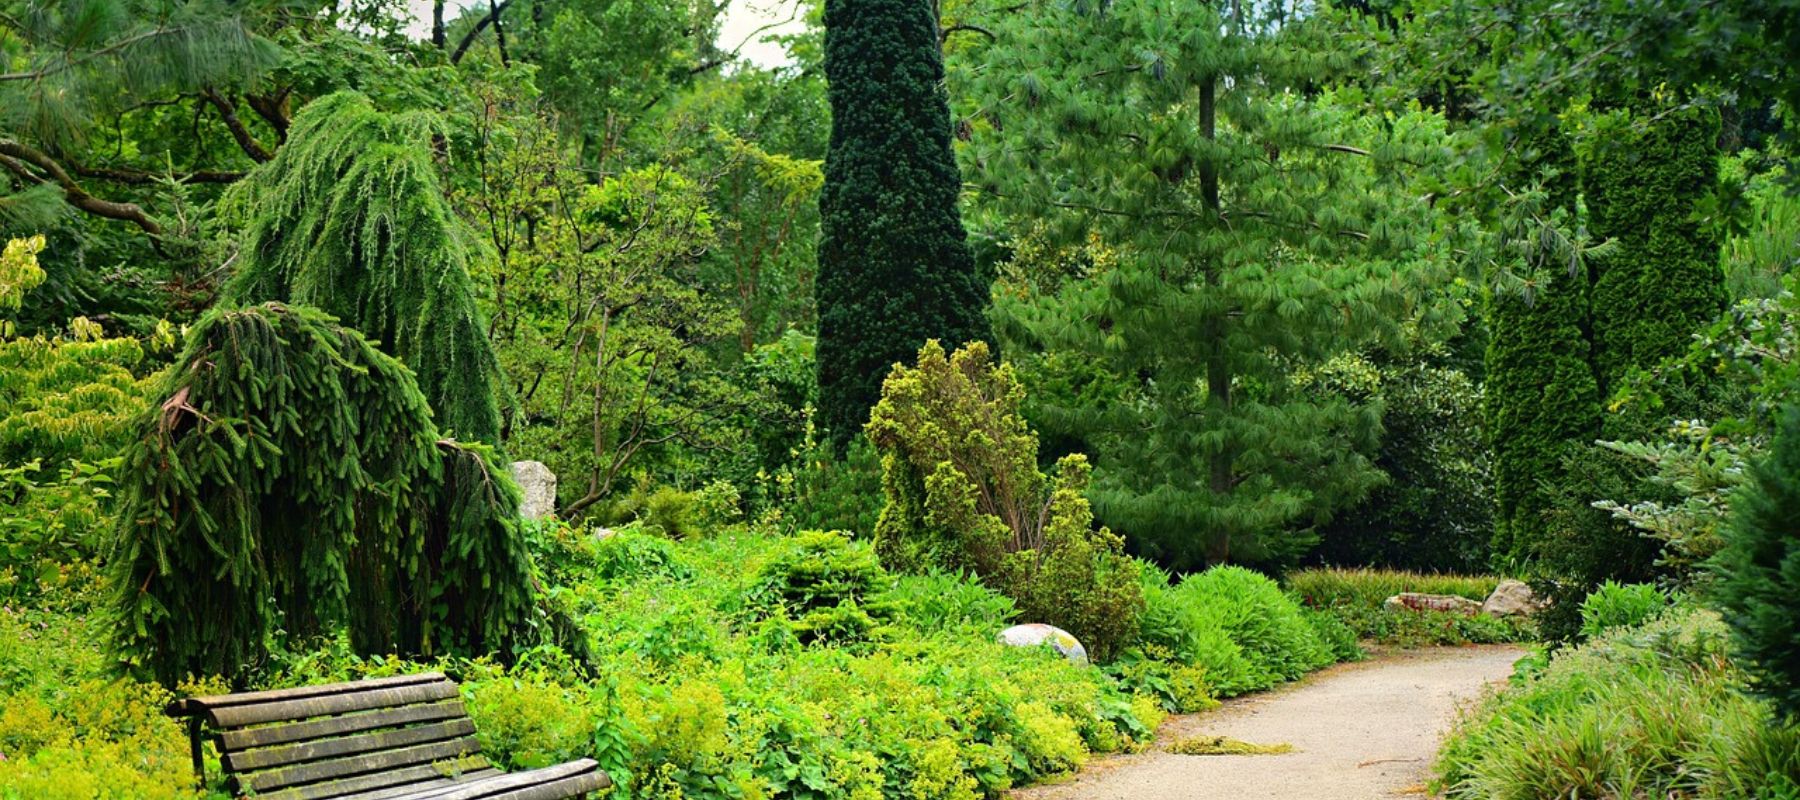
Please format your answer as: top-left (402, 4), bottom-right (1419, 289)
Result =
top-left (166, 672), bottom-right (612, 800)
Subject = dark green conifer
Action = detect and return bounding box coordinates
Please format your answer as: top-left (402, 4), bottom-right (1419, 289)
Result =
top-left (813, 0), bottom-right (992, 447)
top-left (108, 304), bottom-right (537, 685)
top-left (1585, 107), bottom-right (1726, 402)
top-left (1484, 124), bottom-right (1600, 564)
top-left (222, 92), bottom-right (504, 444)
top-left (1716, 403), bottom-right (1800, 720)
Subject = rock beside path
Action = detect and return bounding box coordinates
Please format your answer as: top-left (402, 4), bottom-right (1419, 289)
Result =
top-left (1481, 579), bottom-right (1545, 617)
top-left (1383, 592), bottom-right (1483, 615)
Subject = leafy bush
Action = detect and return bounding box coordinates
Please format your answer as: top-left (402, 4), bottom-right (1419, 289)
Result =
top-left (0, 608), bottom-right (213, 800)
top-left (1436, 606), bottom-right (1800, 800)
top-left (1578, 581), bottom-right (1671, 639)
top-left (867, 340), bottom-right (1143, 660)
top-left (1306, 353), bottom-right (1493, 573)
top-left (1716, 403), bottom-right (1800, 721)
top-left (1174, 566), bottom-right (1336, 685)
top-left (591, 527), bottom-right (695, 583)
top-left (886, 571), bottom-right (1018, 638)
top-left (1131, 562), bottom-right (1262, 697)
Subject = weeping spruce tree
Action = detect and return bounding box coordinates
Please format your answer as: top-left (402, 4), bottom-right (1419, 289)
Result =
top-left (814, 0), bottom-right (992, 447)
top-left (965, 1), bottom-right (1447, 568)
top-left (109, 304), bottom-right (537, 685)
top-left (222, 91), bottom-right (503, 444)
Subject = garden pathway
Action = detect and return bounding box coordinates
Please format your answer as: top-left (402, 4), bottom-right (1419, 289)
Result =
top-left (1013, 645), bottom-right (1525, 800)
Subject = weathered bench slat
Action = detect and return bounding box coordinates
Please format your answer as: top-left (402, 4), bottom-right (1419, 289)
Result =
top-left (220, 699), bottom-right (468, 751)
top-left (212, 681), bottom-right (460, 728)
top-left (173, 672), bottom-right (604, 800)
top-left (226, 718), bottom-right (477, 772)
top-left (177, 673), bottom-right (448, 714)
top-left (243, 736), bottom-right (482, 793)
top-left (259, 757), bottom-right (492, 800)
top-left (335, 769), bottom-right (505, 800)
top-left (384, 761), bottom-right (608, 800)
top-left (436, 773), bottom-right (610, 800)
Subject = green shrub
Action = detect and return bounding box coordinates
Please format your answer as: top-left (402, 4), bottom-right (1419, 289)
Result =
top-left (886, 571), bottom-right (1018, 638)
top-left (1301, 607), bottom-right (1366, 663)
top-left (1174, 566), bottom-right (1335, 685)
top-left (867, 341), bottom-right (1143, 660)
top-left (1578, 581), bottom-right (1671, 639)
top-left (1436, 606), bottom-right (1800, 800)
top-left (591, 528), bottom-right (695, 583)
top-left (1717, 403), bottom-right (1800, 721)
top-left (749, 530), bottom-right (900, 645)
top-left (1132, 562), bottom-right (1262, 696)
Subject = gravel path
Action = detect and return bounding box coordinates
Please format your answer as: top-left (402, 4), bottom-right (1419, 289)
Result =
top-left (1014, 645), bottom-right (1525, 800)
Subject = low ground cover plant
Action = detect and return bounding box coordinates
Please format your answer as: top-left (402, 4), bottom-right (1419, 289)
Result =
top-left (0, 525), bottom-right (1364, 800)
top-left (1436, 605), bottom-right (1800, 800)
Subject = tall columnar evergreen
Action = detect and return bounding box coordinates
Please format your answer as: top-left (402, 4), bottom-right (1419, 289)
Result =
top-left (1485, 125), bottom-right (1600, 564)
top-left (814, 0), bottom-right (992, 447)
top-left (222, 91), bottom-right (504, 444)
top-left (108, 304), bottom-right (538, 685)
top-left (966, 1), bottom-right (1445, 568)
top-left (1585, 107), bottom-right (1726, 404)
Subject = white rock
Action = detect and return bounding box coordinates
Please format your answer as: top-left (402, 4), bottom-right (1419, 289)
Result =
top-left (997, 623), bottom-right (1088, 663)
top-left (509, 460), bottom-right (557, 520)
top-left (1481, 579), bottom-right (1544, 617)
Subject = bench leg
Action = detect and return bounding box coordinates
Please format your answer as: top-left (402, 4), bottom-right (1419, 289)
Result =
top-left (187, 715), bottom-right (205, 786)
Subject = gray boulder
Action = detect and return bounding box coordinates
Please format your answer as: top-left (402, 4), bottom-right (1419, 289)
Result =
top-left (1384, 592), bottom-right (1483, 615)
top-left (1481, 579), bottom-right (1544, 617)
top-left (997, 623), bottom-right (1088, 664)
top-left (509, 460), bottom-right (558, 520)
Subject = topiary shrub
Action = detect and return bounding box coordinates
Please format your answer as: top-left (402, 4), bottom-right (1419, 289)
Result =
top-left (1716, 404), bottom-right (1800, 721)
top-left (750, 530), bottom-right (900, 645)
top-left (867, 340), bottom-right (1143, 660)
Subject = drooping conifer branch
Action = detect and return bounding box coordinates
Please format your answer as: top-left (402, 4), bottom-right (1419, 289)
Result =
top-left (108, 303), bottom-right (539, 685)
top-left (222, 92), bottom-right (506, 445)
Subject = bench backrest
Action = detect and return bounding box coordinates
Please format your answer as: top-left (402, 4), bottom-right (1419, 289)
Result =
top-left (169, 672), bottom-right (499, 799)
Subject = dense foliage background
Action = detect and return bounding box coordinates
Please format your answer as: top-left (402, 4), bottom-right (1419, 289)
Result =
top-left (1, 0), bottom-right (1798, 797)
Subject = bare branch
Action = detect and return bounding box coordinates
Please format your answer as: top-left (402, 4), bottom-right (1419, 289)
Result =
top-left (200, 87), bottom-right (273, 162)
top-left (0, 139), bottom-right (163, 236)
top-left (451, 0), bottom-right (515, 65)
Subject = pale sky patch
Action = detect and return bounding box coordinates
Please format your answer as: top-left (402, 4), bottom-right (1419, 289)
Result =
top-left (400, 0), bottom-right (802, 68)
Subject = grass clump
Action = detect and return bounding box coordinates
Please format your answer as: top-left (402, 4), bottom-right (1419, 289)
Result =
top-left (1166, 735), bottom-right (1295, 756)
top-left (1287, 567), bottom-right (1534, 647)
top-left (1435, 605), bottom-right (1800, 800)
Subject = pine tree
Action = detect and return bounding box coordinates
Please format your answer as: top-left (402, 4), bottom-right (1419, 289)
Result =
top-left (1585, 107), bottom-right (1726, 402)
top-left (965, 1), bottom-right (1447, 569)
top-left (222, 92), bottom-right (504, 444)
top-left (1485, 124), bottom-right (1601, 564)
top-left (813, 0), bottom-right (992, 447)
top-left (108, 303), bottom-right (538, 685)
